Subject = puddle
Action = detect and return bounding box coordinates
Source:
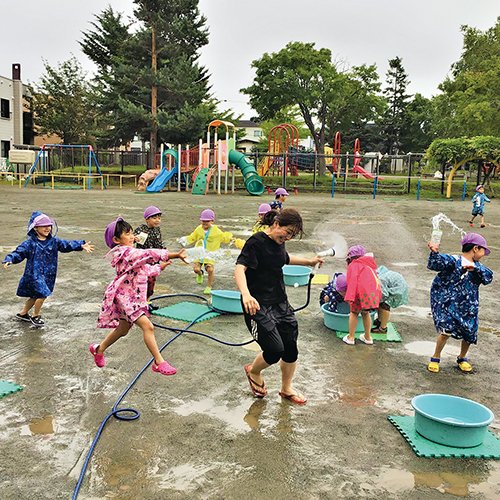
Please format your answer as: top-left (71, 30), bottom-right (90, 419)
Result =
top-left (391, 261), bottom-right (419, 267)
top-left (403, 341), bottom-right (457, 358)
top-left (21, 415), bottom-right (55, 435)
top-left (398, 306), bottom-right (432, 318)
top-left (171, 398), bottom-right (251, 433)
top-left (414, 470), bottom-right (487, 497)
top-left (372, 467), bottom-right (414, 492)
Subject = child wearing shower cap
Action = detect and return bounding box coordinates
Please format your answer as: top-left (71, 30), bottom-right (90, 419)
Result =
top-left (2, 211), bottom-right (94, 327)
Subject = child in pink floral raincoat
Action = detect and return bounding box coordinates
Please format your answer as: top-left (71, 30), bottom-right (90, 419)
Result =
top-left (89, 217), bottom-right (187, 376)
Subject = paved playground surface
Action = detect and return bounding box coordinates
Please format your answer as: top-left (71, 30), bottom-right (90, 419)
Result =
top-left (0, 186), bottom-right (499, 499)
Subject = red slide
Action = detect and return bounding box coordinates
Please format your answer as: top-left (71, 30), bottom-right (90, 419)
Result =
top-left (353, 164), bottom-right (376, 179)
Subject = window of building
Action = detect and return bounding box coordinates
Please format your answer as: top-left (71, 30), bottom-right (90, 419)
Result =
top-left (253, 129), bottom-right (262, 137)
top-left (1, 140), bottom-right (11, 158)
top-left (1, 98), bottom-right (10, 119)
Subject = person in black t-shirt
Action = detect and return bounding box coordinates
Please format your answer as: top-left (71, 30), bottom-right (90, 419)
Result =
top-left (235, 208), bottom-right (324, 405)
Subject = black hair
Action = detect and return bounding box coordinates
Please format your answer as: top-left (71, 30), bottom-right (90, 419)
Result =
top-left (115, 219), bottom-right (133, 239)
top-left (346, 255), bottom-right (362, 265)
top-left (273, 208), bottom-right (304, 239)
top-left (462, 243), bottom-right (480, 253)
top-left (275, 194), bottom-right (281, 199)
top-left (261, 209), bottom-right (279, 227)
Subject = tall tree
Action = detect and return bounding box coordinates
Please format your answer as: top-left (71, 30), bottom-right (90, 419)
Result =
top-left (31, 58), bottom-right (94, 144)
top-left (380, 56), bottom-right (411, 154)
top-left (400, 93), bottom-right (434, 152)
top-left (242, 42), bottom-right (383, 174)
top-left (81, 0), bottom-right (215, 165)
top-left (431, 18), bottom-right (500, 138)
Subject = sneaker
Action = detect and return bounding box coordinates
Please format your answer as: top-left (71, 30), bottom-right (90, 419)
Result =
top-left (203, 286), bottom-right (212, 295)
top-left (30, 315), bottom-right (45, 327)
top-left (469, 222), bottom-right (474, 227)
top-left (480, 224), bottom-right (486, 228)
top-left (89, 343), bottom-right (106, 368)
top-left (195, 273), bottom-right (204, 284)
top-left (16, 313), bottom-right (32, 322)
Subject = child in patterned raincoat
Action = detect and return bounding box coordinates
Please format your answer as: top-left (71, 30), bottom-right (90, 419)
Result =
top-left (427, 233), bottom-right (493, 373)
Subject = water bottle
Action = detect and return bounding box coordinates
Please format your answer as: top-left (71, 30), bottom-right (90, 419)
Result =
top-left (430, 229), bottom-right (443, 245)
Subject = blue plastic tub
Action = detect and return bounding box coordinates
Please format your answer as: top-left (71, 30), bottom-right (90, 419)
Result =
top-left (211, 290), bottom-right (243, 314)
top-left (282, 265), bottom-right (312, 287)
top-left (411, 394), bottom-right (494, 448)
top-left (321, 303), bottom-right (374, 333)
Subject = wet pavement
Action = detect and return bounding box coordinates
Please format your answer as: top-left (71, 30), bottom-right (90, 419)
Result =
top-left (0, 186), bottom-right (499, 499)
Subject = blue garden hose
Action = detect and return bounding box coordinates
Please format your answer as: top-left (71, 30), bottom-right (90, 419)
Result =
top-left (73, 279), bottom-right (313, 499)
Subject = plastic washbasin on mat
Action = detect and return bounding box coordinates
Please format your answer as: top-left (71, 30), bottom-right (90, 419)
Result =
top-left (411, 394), bottom-right (494, 448)
top-left (211, 290), bottom-right (243, 314)
top-left (322, 302), bottom-right (375, 334)
top-left (282, 265), bottom-right (312, 287)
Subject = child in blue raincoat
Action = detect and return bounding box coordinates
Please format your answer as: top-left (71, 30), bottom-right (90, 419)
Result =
top-left (469, 185), bottom-right (491, 228)
top-left (427, 233), bottom-right (493, 374)
top-left (2, 211), bottom-right (94, 326)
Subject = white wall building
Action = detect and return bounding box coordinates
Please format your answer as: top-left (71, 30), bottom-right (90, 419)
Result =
top-left (0, 64), bottom-right (32, 163)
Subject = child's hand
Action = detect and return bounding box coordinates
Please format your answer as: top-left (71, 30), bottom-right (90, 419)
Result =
top-left (428, 242), bottom-right (440, 253)
top-left (160, 260), bottom-right (172, 270)
top-left (178, 236), bottom-right (188, 247)
top-left (2, 262), bottom-right (11, 269)
top-left (82, 242), bottom-right (95, 253)
top-left (177, 248), bottom-right (188, 263)
top-left (241, 293), bottom-right (260, 316)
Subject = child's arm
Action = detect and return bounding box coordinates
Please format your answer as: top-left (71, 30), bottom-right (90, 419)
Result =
top-left (57, 238), bottom-right (94, 253)
top-left (427, 244), bottom-right (457, 272)
top-left (184, 227), bottom-right (201, 246)
top-left (484, 195), bottom-right (491, 203)
top-left (220, 229), bottom-right (233, 245)
top-left (471, 263), bottom-right (493, 285)
top-left (2, 240), bottom-right (32, 268)
top-left (167, 249), bottom-right (188, 263)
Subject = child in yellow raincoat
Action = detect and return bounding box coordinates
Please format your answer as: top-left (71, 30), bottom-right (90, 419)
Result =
top-left (180, 209), bottom-right (233, 295)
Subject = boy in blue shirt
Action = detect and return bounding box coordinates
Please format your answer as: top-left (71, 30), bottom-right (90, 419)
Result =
top-left (469, 185), bottom-right (490, 228)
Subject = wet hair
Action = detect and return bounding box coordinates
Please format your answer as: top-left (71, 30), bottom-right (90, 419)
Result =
top-left (267, 208), bottom-right (304, 239)
top-left (115, 219), bottom-right (133, 239)
top-left (462, 243), bottom-right (482, 253)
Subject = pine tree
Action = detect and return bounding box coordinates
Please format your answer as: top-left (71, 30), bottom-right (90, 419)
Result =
top-left (381, 57), bottom-right (411, 154)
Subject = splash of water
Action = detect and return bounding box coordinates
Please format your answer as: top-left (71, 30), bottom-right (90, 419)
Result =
top-left (431, 213), bottom-right (466, 236)
top-left (317, 232), bottom-right (349, 259)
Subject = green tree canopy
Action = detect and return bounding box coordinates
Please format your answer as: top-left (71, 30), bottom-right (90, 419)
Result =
top-left (431, 18), bottom-right (500, 138)
top-left (241, 41), bottom-right (383, 173)
top-left (31, 57), bottom-right (94, 144)
top-left (80, 0), bottom-right (216, 158)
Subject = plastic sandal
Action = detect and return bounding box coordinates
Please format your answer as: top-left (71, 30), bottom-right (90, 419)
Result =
top-left (152, 360), bottom-right (177, 376)
top-left (89, 343), bottom-right (106, 368)
top-left (244, 364), bottom-right (267, 398)
top-left (203, 286), bottom-right (212, 295)
top-left (359, 334), bottom-right (374, 345)
top-left (195, 273), bottom-right (204, 284)
top-left (279, 391), bottom-right (307, 405)
top-left (371, 325), bottom-right (388, 334)
top-left (457, 357), bottom-right (473, 373)
top-left (427, 357), bottom-right (440, 373)
top-left (342, 335), bottom-right (355, 345)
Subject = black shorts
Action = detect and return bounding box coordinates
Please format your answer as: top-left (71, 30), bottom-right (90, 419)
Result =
top-left (243, 301), bottom-right (299, 364)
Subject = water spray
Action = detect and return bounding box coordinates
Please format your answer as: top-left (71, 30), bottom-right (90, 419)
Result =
top-left (430, 213), bottom-right (466, 244)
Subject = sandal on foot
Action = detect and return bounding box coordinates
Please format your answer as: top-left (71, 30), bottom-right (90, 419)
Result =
top-left (152, 360), bottom-right (177, 376)
top-left (342, 335), bottom-right (355, 345)
top-left (480, 224), bottom-right (486, 228)
top-left (371, 325), bottom-right (387, 334)
top-left (203, 286), bottom-right (212, 295)
top-left (195, 273), bottom-right (204, 284)
top-left (427, 357), bottom-right (440, 373)
top-left (457, 357), bottom-right (473, 373)
top-left (244, 364), bottom-right (267, 398)
top-left (359, 334), bottom-right (374, 345)
top-left (279, 391), bottom-right (307, 405)
top-left (89, 343), bottom-right (106, 368)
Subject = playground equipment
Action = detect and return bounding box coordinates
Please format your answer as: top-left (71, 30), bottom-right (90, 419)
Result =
top-left (258, 123), bottom-right (299, 177)
top-left (23, 144), bottom-right (106, 190)
top-left (352, 138), bottom-right (376, 179)
top-left (190, 119), bottom-right (264, 196)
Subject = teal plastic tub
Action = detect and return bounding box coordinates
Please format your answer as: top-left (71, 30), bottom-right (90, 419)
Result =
top-left (282, 265), bottom-right (312, 287)
top-left (321, 303), bottom-right (374, 332)
top-left (211, 290), bottom-right (243, 314)
top-left (411, 394), bottom-right (494, 448)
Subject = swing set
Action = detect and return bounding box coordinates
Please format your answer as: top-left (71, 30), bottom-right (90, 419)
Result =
top-left (23, 144), bottom-right (106, 190)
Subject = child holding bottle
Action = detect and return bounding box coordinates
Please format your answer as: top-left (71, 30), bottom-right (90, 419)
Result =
top-left (427, 233), bottom-right (493, 373)
top-left (2, 211), bottom-right (94, 326)
top-left (179, 209), bottom-right (233, 295)
top-left (89, 217), bottom-right (187, 376)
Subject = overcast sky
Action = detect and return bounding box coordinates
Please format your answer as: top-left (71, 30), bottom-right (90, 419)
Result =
top-left (1, 0), bottom-right (498, 117)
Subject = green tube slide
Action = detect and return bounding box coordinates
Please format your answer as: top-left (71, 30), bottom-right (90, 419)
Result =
top-left (228, 149), bottom-right (265, 196)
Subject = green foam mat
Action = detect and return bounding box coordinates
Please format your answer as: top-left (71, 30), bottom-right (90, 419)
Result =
top-left (335, 322), bottom-right (402, 342)
top-left (0, 380), bottom-right (23, 399)
top-left (152, 301), bottom-right (220, 323)
top-left (388, 415), bottom-right (500, 459)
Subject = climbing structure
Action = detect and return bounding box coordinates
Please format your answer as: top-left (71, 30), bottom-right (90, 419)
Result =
top-left (258, 123), bottom-right (300, 177)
